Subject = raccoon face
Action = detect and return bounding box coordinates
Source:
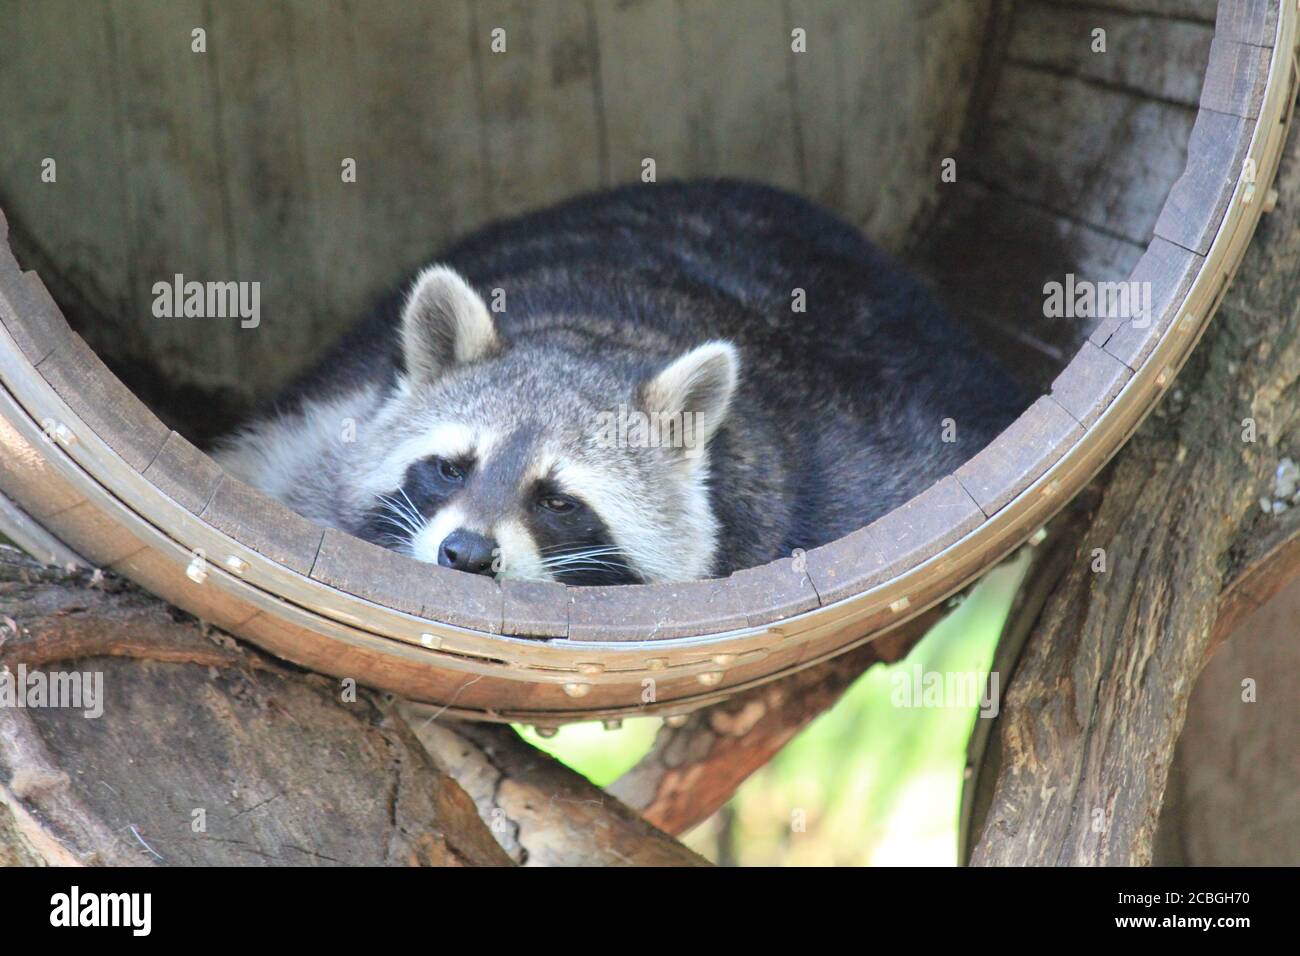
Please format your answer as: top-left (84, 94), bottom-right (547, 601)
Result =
top-left (345, 265), bottom-right (739, 585)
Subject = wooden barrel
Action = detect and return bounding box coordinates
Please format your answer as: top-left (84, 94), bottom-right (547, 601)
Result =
top-left (0, 0), bottom-right (1294, 725)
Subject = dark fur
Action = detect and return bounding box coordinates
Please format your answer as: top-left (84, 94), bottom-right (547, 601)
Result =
top-left (279, 179), bottom-right (1027, 577)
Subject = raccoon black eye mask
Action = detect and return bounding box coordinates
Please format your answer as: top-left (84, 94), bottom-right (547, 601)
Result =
top-left (214, 179), bottom-right (1026, 585)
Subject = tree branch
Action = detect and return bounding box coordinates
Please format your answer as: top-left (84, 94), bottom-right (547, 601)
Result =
top-left (969, 126), bottom-right (1300, 866)
top-left (0, 545), bottom-right (698, 866)
top-left (608, 605), bottom-right (946, 835)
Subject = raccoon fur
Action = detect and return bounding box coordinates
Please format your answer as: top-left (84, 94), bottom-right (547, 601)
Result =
top-left (213, 180), bottom-right (1026, 586)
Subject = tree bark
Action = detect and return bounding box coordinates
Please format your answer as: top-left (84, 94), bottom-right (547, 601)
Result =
top-left (0, 546), bottom-right (702, 866)
top-left (1154, 571), bottom-right (1300, 865)
top-left (968, 123), bottom-right (1300, 866)
top-left (405, 713), bottom-right (707, 866)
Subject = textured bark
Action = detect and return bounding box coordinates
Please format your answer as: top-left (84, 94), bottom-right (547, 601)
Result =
top-left (0, 546), bottom-right (695, 866)
top-left (970, 126), bottom-right (1300, 866)
top-left (405, 711), bottom-right (708, 866)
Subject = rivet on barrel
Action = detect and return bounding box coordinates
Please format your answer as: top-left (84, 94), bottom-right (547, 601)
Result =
top-left (712, 653), bottom-right (736, 666)
top-left (665, 714), bottom-right (689, 728)
top-left (602, 719), bottom-right (623, 731)
top-left (889, 596), bottom-right (910, 613)
top-left (646, 658), bottom-right (668, 671)
top-left (1177, 313), bottom-right (1197, 334)
top-left (563, 681), bottom-right (591, 698)
top-left (224, 555), bottom-right (248, 575)
top-left (185, 555), bottom-right (207, 584)
top-left (534, 726), bottom-right (559, 738)
top-left (52, 423), bottom-right (76, 447)
top-left (697, 670), bottom-right (724, 687)
top-left (419, 632), bottom-right (442, 649)
top-left (576, 662), bottom-right (604, 675)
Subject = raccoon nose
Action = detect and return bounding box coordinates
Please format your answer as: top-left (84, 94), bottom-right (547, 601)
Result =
top-left (437, 529), bottom-right (497, 576)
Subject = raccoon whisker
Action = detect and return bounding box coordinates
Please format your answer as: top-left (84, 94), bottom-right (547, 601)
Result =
top-left (376, 492), bottom-right (423, 528)
top-left (540, 554), bottom-right (633, 572)
top-left (544, 567), bottom-right (627, 578)
top-left (373, 493), bottom-right (427, 539)
top-left (370, 510), bottom-right (421, 538)
top-left (372, 531), bottom-right (415, 555)
top-left (539, 547), bottom-right (625, 562)
top-left (396, 488), bottom-right (426, 526)
top-left (537, 546), bottom-right (627, 560)
top-left (533, 546), bottom-right (624, 554)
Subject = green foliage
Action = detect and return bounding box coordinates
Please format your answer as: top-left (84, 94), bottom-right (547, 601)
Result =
top-left (518, 714), bottom-right (661, 787)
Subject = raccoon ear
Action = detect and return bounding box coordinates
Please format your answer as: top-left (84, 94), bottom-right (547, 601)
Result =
top-left (400, 265), bottom-right (499, 384)
top-left (639, 341), bottom-right (740, 456)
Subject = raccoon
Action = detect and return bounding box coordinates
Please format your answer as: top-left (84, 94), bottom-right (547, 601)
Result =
top-left (214, 180), bottom-right (1026, 586)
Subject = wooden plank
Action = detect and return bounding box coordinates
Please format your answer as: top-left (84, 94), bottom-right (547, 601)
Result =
top-left (112, 546), bottom-right (260, 633)
top-left (276, 0), bottom-right (369, 384)
top-left (914, 181), bottom-right (1147, 382)
top-left (106, 0), bottom-right (239, 386)
top-left (1008, 2), bottom-right (1213, 106)
top-left (35, 334), bottom-right (170, 473)
top-left (787, 0), bottom-right (988, 247)
top-left (954, 396), bottom-right (1085, 517)
top-left (199, 475), bottom-right (324, 575)
top-left (803, 525), bottom-right (891, 607)
top-left (1047, 0), bottom-right (1218, 20)
top-left (205, 1), bottom-right (324, 402)
top-left (1090, 234), bottom-right (1202, 345)
top-left (676, 0), bottom-right (800, 194)
top-left (568, 577), bottom-right (750, 642)
top-left (865, 476), bottom-right (985, 581)
top-left (728, 555), bottom-right (821, 628)
top-left (311, 527), bottom-right (437, 619)
top-left (589, 0), bottom-right (690, 184)
top-left (1049, 340), bottom-right (1134, 428)
top-left (0, 415), bottom-right (85, 519)
top-left (234, 609), bottom-right (500, 707)
top-left (977, 65), bottom-right (1198, 245)
top-left (419, 571), bottom-right (505, 636)
top-left (0, 268), bottom-right (74, 366)
top-left (472, 0), bottom-right (605, 219)
top-left (1198, 38), bottom-right (1272, 118)
top-left (0, 1), bottom-right (132, 329)
top-left (1154, 109), bottom-right (1253, 255)
top-left (1100, 237), bottom-right (1204, 370)
top-left (326, 0), bottom-right (486, 310)
top-left (0, 488), bottom-right (86, 568)
top-left (39, 500), bottom-right (145, 568)
top-left (143, 431), bottom-right (223, 515)
top-left (501, 579), bottom-right (569, 639)
top-left (1215, 0), bottom-right (1281, 47)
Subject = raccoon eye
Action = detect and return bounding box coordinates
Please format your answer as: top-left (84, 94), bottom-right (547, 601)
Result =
top-left (433, 457), bottom-right (467, 483)
top-left (537, 493), bottom-right (579, 515)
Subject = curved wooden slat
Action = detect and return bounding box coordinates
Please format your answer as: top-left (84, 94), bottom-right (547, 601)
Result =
top-left (1049, 342), bottom-right (1134, 429)
top-left (1218, 0), bottom-right (1281, 47)
top-left (198, 475), bottom-right (323, 576)
top-left (0, 0), bottom-right (1290, 723)
top-left (955, 397), bottom-right (1085, 517)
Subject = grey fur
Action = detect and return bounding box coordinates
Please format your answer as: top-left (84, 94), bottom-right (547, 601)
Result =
top-left (214, 180), bottom-right (1026, 584)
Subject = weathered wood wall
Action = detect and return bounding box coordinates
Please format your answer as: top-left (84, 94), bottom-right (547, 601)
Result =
top-left (913, 0), bottom-right (1217, 389)
top-left (0, 0), bottom-right (989, 439)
